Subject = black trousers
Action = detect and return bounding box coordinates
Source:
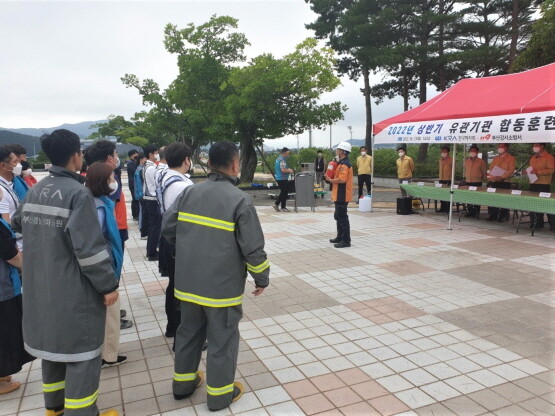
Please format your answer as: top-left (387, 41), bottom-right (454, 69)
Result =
top-left (334, 202), bottom-right (350, 243)
top-left (530, 184), bottom-right (555, 228)
top-left (129, 185), bottom-right (139, 219)
top-left (488, 182), bottom-right (511, 219)
top-left (275, 180), bottom-right (289, 208)
top-left (439, 180), bottom-right (451, 212)
top-left (146, 200), bottom-right (161, 257)
top-left (358, 174), bottom-right (371, 198)
top-left (160, 237), bottom-right (180, 335)
top-left (139, 200), bottom-right (149, 237)
top-left (465, 182), bottom-right (482, 216)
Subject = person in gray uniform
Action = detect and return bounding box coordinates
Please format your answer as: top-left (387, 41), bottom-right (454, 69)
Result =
top-left (12, 129), bottom-right (119, 416)
top-left (162, 141), bottom-right (270, 412)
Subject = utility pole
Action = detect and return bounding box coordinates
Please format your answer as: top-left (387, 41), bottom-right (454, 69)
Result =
top-left (296, 135), bottom-right (299, 151)
top-left (348, 125), bottom-right (353, 142)
top-left (329, 124), bottom-right (332, 150)
top-left (309, 127), bottom-right (313, 148)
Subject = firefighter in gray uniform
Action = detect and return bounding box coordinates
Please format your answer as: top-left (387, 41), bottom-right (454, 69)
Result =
top-left (12, 130), bottom-right (119, 416)
top-left (162, 142), bottom-right (269, 411)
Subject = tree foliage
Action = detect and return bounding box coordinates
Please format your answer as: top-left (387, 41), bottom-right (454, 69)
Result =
top-left (116, 15), bottom-right (345, 183)
top-left (511, 0), bottom-right (555, 71)
top-left (305, 0), bottom-right (542, 163)
top-left (223, 38), bottom-right (346, 182)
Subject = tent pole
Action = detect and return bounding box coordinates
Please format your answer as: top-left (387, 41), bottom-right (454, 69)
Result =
top-left (448, 144), bottom-right (456, 230)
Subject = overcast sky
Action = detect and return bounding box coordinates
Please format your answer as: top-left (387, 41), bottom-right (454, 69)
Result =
top-left (0, 0), bottom-right (428, 148)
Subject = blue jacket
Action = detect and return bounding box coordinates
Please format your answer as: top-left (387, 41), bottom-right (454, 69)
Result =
top-left (95, 196), bottom-right (123, 279)
top-left (0, 218), bottom-right (21, 301)
top-left (13, 176), bottom-right (28, 202)
top-left (134, 165), bottom-right (145, 200)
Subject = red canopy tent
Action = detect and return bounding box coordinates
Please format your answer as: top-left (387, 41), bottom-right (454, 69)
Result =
top-left (374, 63), bottom-right (555, 144)
top-left (372, 63), bottom-right (555, 227)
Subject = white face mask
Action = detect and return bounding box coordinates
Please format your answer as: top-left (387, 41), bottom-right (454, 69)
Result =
top-left (469, 152), bottom-right (477, 158)
top-left (398, 152), bottom-right (405, 157)
top-left (108, 181), bottom-right (118, 195)
top-left (533, 147), bottom-right (541, 153)
top-left (22, 169), bottom-right (32, 177)
top-left (442, 152), bottom-right (448, 158)
top-left (155, 154), bottom-right (160, 162)
top-left (361, 152), bottom-right (366, 156)
top-left (12, 163), bottom-right (23, 176)
top-left (497, 147), bottom-right (505, 154)
top-left (114, 157), bottom-right (121, 169)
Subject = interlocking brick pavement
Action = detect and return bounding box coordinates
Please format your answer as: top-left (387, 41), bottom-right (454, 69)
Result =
top-left (3, 180), bottom-right (554, 415)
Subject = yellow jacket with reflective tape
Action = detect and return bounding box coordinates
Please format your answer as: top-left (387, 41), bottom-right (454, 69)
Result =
top-left (161, 172), bottom-right (269, 307)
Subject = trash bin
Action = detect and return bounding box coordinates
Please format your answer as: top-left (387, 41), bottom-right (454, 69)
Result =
top-left (294, 172), bottom-right (316, 212)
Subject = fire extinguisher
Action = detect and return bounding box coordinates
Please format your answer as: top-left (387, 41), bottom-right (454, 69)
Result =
top-left (326, 158), bottom-right (339, 181)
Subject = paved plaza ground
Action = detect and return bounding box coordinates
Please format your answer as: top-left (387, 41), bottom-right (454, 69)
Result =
top-left (2, 181), bottom-right (555, 415)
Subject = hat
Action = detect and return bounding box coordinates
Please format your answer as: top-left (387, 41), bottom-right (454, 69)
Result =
top-left (337, 141), bottom-right (352, 153)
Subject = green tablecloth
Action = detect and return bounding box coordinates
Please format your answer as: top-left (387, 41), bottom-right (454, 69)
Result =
top-left (400, 184), bottom-right (555, 215)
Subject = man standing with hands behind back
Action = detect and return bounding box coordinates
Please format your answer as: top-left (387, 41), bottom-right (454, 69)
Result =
top-left (326, 142), bottom-right (354, 248)
top-left (357, 146), bottom-right (372, 201)
top-left (162, 142), bottom-right (269, 412)
top-left (12, 129), bottom-right (119, 416)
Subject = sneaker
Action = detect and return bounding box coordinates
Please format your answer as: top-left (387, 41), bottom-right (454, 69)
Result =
top-left (120, 309), bottom-right (127, 318)
top-left (329, 237), bottom-right (341, 243)
top-left (102, 355), bottom-right (127, 368)
top-left (231, 382), bottom-right (244, 403)
top-left (272, 205), bottom-right (280, 212)
top-left (174, 371), bottom-right (205, 400)
top-left (140, 236), bottom-right (148, 240)
top-left (147, 254), bottom-right (159, 261)
top-left (120, 319), bottom-right (133, 330)
top-left (281, 207), bottom-right (290, 212)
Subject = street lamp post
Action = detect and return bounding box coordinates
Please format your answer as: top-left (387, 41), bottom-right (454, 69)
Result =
top-left (347, 125), bottom-right (353, 141)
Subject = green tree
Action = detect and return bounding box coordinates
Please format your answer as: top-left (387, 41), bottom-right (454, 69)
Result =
top-left (512, 0), bottom-right (555, 71)
top-left (306, 0), bottom-right (391, 151)
top-left (122, 15), bottom-right (249, 154)
top-left (93, 115), bottom-right (133, 140)
top-left (223, 38), bottom-right (346, 183)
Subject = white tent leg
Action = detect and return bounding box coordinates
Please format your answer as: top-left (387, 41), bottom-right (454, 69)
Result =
top-left (448, 144), bottom-right (456, 230)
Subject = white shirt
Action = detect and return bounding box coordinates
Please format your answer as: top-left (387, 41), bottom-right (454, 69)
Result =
top-left (155, 162), bottom-right (169, 188)
top-left (0, 175), bottom-right (19, 219)
top-left (161, 170), bottom-right (194, 212)
top-left (143, 160), bottom-right (158, 198)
